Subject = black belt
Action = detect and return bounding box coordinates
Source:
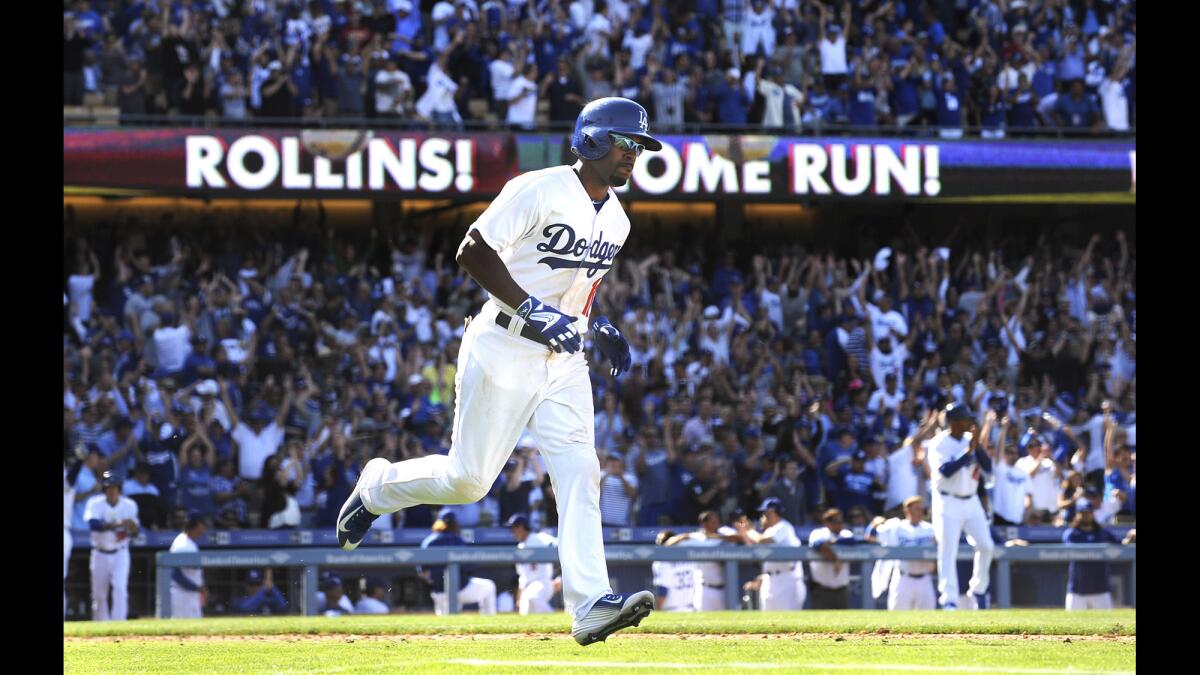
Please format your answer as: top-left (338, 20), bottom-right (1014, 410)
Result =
top-left (810, 581), bottom-right (847, 592)
top-left (939, 490), bottom-right (974, 500)
top-left (495, 311), bottom-right (553, 348)
top-left (767, 566), bottom-right (797, 576)
top-left (703, 583), bottom-right (725, 589)
top-left (95, 548), bottom-right (123, 554)
top-left (903, 573), bottom-right (929, 578)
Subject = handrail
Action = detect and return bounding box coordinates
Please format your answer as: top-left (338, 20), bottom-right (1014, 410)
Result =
top-left (63, 111), bottom-right (1136, 141)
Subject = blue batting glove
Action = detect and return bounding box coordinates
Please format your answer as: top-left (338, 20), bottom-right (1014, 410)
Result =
top-left (590, 316), bottom-right (631, 376)
top-left (516, 295), bottom-right (581, 354)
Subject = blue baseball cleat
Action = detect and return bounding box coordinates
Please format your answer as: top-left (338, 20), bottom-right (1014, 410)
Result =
top-left (942, 602), bottom-right (958, 611)
top-left (336, 458), bottom-right (388, 550)
top-left (572, 591), bottom-right (655, 646)
top-left (974, 592), bottom-right (990, 610)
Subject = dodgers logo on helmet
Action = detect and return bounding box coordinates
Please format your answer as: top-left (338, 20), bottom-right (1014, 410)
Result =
top-left (571, 97), bottom-right (663, 161)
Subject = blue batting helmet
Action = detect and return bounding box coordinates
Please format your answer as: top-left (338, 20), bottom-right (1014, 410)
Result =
top-left (570, 97), bottom-right (663, 161)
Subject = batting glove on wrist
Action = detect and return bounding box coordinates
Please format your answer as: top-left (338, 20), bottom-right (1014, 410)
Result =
top-left (516, 295), bottom-right (581, 354)
top-left (590, 316), bottom-right (631, 376)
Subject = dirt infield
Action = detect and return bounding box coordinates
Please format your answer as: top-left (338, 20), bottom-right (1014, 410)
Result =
top-left (64, 632), bottom-right (1137, 644)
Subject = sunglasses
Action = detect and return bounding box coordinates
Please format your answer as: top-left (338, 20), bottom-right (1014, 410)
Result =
top-left (609, 133), bottom-right (645, 156)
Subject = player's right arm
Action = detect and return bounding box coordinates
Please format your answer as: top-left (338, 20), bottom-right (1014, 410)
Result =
top-left (456, 229), bottom-right (529, 311)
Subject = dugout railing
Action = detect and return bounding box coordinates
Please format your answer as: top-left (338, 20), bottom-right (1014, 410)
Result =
top-left (154, 543), bottom-right (1135, 617)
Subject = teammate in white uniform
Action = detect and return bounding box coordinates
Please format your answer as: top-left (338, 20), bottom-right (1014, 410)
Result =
top-left (507, 513), bottom-right (560, 614)
top-left (926, 403), bottom-right (995, 610)
top-left (736, 498), bottom-right (806, 610)
top-left (664, 511), bottom-right (741, 611)
top-left (83, 471), bottom-right (140, 621)
top-left (64, 448), bottom-right (86, 619)
top-left (876, 496), bottom-right (938, 610)
top-left (335, 97), bottom-right (662, 646)
top-left (168, 514), bottom-right (207, 618)
top-left (651, 530), bottom-right (697, 611)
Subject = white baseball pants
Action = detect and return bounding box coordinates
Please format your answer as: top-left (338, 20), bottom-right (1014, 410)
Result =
top-left (693, 585), bottom-right (726, 611)
top-left (760, 569), bottom-right (806, 610)
top-left (432, 577), bottom-right (498, 615)
top-left (357, 304), bottom-right (610, 623)
top-left (64, 529), bottom-right (72, 619)
top-left (171, 587), bottom-right (203, 618)
top-left (1066, 592), bottom-right (1113, 610)
top-left (932, 492), bottom-right (994, 607)
top-left (888, 572), bottom-right (937, 610)
top-left (519, 580), bottom-right (555, 614)
top-left (90, 548), bottom-right (131, 621)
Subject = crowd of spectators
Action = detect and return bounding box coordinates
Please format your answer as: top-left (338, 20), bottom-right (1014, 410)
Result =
top-left (63, 209), bottom-right (1136, 536)
top-left (64, 0), bottom-right (1135, 135)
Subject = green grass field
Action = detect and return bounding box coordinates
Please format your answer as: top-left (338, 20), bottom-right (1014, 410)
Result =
top-left (64, 610), bottom-right (1135, 674)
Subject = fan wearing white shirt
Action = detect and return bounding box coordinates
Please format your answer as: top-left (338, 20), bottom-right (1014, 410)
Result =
top-left (1015, 440), bottom-right (1061, 523)
top-left (169, 515), bottom-right (207, 618)
top-left (883, 410), bottom-right (937, 514)
top-left (374, 57), bottom-right (414, 117)
top-left (507, 514), bottom-right (561, 614)
top-left (808, 508), bottom-right (855, 609)
top-left (663, 511), bottom-right (742, 611)
top-left (989, 420), bottom-right (1033, 527)
top-left (505, 63), bottom-right (539, 128)
top-left (735, 498), bottom-right (806, 611)
top-left (868, 374), bottom-right (904, 418)
top-left (221, 379), bottom-right (292, 481)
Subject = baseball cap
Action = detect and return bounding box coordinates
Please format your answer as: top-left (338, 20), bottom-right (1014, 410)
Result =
top-left (436, 508), bottom-right (458, 526)
top-left (322, 575), bottom-right (343, 591)
top-left (727, 68), bottom-right (741, 79)
top-left (505, 513), bottom-right (530, 529)
top-left (196, 379), bottom-right (219, 396)
top-left (945, 403), bottom-right (973, 422)
top-left (1076, 499), bottom-right (1095, 513)
top-left (704, 305), bottom-right (720, 319)
top-left (757, 497), bottom-right (784, 514)
top-left (245, 570), bottom-right (263, 584)
top-left (852, 449), bottom-right (867, 461)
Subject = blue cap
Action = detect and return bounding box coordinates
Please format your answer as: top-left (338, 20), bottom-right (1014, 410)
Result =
top-left (505, 513), bottom-right (530, 529)
top-left (245, 569), bottom-right (263, 583)
top-left (436, 508), bottom-right (458, 526)
top-left (757, 497), bottom-right (784, 514)
top-left (322, 575), bottom-right (343, 591)
top-left (853, 449), bottom-right (867, 461)
top-left (185, 511), bottom-right (206, 529)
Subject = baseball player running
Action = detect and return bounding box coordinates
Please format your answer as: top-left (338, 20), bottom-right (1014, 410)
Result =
top-left (651, 530), bottom-right (697, 611)
top-left (168, 513), bottom-right (208, 618)
top-left (876, 496), bottom-right (938, 610)
top-left (735, 498), bottom-right (806, 610)
top-left (83, 471), bottom-right (140, 620)
top-left (336, 97), bottom-right (661, 645)
top-left (926, 403), bottom-right (995, 610)
top-left (506, 513), bottom-right (560, 614)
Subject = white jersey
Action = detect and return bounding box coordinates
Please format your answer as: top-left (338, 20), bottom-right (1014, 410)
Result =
top-left (678, 527), bottom-right (736, 586)
top-left (926, 430), bottom-right (981, 497)
top-left (990, 460), bottom-right (1032, 524)
top-left (64, 467), bottom-right (75, 529)
top-left (169, 532), bottom-right (203, 590)
top-left (516, 531), bottom-right (558, 590)
top-left (808, 526), bottom-right (854, 588)
top-left (82, 495), bottom-right (139, 551)
top-left (652, 560), bottom-right (698, 611)
top-left (469, 163), bottom-right (631, 334)
top-left (876, 517), bottom-right (937, 575)
top-left (762, 519), bottom-right (804, 577)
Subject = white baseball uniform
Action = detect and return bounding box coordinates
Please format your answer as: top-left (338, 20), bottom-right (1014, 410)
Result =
top-left (679, 527), bottom-right (736, 611)
top-left (759, 519), bottom-right (806, 611)
top-left (169, 532), bottom-right (204, 618)
top-left (926, 430), bottom-right (995, 607)
top-left (355, 162), bottom-right (629, 623)
top-left (652, 560), bottom-right (698, 611)
top-left (516, 531), bottom-right (559, 614)
top-left (876, 517), bottom-right (938, 610)
top-left (83, 494), bottom-right (139, 621)
top-left (64, 467), bottom-right (74, 619)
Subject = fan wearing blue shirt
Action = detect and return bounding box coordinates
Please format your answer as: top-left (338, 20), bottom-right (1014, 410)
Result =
top-left (935, 75), bottom-right (963, 138)
top-left (1061, 503), bottom-right (1123, 610)
top-left (233, 569), bottom-right (288, 615)
top-left (825, 449), bottom-right (881, 515)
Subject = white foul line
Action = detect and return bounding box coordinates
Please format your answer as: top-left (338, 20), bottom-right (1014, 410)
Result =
top-left (448, 659), bottom-right (1133, 675)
